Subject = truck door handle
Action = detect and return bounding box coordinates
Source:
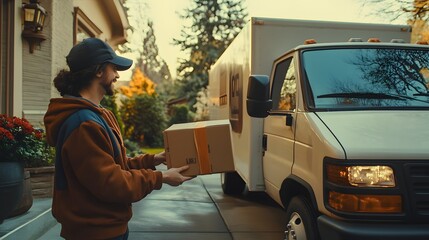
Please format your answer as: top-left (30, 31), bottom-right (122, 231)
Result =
top-left (262, 134), bottom-right (267, 152)
top-left (285, 113), bottom-right (293, 126)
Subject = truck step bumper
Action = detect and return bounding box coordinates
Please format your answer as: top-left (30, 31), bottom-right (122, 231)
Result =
top-left (317, 215), bottom-right (429, 240)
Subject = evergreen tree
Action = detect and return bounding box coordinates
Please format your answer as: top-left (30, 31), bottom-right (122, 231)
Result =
top-left (137, 20), bottom-right (173, 102)
top-left (120, 0), bottom-right (172, 94)
top-left (138, 20), bottom-right (172, 86)
top-left (174, 0), bottom-right (248, 111)
top-left (119, 0), bottom-right (147, 54)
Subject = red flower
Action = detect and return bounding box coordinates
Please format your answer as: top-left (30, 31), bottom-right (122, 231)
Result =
top-left (0, 114), bottom-right (51, 164)
top-left (0, 127), bottom-right (14, 140)
top-left (35, 130), bottom-right (43, 140)
top-left (6, 122), bottom-right (14, 129)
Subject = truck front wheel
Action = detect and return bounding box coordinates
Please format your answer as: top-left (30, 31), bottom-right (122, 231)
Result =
top-left (285, 196), bottom-right (319, 240)
top-left (221, 171), bottom-right (245, 195)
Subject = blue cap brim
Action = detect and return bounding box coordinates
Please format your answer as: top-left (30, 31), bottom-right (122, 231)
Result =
top-left (107, 56), bottom-right (133, 71)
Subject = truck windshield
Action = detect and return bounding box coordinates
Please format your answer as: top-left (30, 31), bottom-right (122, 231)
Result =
top-left (302, 47), bottom-right (429, 110)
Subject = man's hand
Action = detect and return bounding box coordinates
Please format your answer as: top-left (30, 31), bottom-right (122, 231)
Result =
top-left (162, 165), bottom-right (194, 186)
top-left (154, 151), bottom-right (166, 166)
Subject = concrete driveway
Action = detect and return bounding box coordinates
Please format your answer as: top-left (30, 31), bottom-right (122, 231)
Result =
top-left (37, 172), bottom-right (287, 240)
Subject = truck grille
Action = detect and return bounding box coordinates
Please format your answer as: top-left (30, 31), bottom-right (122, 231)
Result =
top-left (405, 163), bottom-right (429, 221)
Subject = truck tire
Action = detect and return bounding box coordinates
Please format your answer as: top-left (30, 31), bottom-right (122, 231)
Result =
top-left (221, 171), bottom-right (245, 195)
top-left (285, 196), bottom-right (319, 240)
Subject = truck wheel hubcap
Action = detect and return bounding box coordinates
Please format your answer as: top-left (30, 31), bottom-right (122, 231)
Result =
top-left (284, 212), bottom-right (306, 240)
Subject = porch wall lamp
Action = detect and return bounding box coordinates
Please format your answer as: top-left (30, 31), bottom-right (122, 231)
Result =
top-left (22, 0), bottom-right (47, 53)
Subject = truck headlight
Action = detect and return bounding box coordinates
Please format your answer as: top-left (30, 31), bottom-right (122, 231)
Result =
top-left (348, 166), bottom-right (395, 187)
top-left (327, 164), bottom-right (395, 187)
top-left (326, 163), bottom-right (401, 213)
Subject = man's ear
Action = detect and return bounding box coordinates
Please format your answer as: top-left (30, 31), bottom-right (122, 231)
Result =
top-left (95, 70), bottom-right (103, 78)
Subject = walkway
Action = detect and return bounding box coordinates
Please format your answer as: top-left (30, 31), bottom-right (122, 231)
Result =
top-left (0, 172), bottom-right (287, 240)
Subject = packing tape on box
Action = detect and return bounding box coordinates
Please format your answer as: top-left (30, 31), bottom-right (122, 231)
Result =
top-left (193, 126), bottom-right (211, 174)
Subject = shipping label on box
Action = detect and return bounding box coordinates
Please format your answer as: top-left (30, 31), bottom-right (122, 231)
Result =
top-left (163, 120), bottom-right (235, 176)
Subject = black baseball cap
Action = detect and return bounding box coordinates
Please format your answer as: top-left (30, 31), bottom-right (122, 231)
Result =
top-left (66, 38), bottom-right (133, 72)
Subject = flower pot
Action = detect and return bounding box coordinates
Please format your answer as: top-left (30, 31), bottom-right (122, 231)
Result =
top-left (26, 166), bottom-right (55, 198)
top-left (0, 162), bottom-right (24, 224)
top-left (7, 170), bottom-right (33, 218)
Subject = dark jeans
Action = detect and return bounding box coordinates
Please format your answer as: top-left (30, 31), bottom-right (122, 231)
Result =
top-left (111, 228), bottom-right (129, 240)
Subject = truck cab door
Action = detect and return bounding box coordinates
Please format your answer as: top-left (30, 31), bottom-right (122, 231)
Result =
top-left (263, 55), bottom-right (297, 200)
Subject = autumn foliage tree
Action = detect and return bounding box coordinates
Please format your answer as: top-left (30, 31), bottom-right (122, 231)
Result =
top-left (117, 0), bottom-right (172, 147)
top-left (120, 67), bottom-right (156, 97)
top-left (119, 67), bottom-right (166, 147)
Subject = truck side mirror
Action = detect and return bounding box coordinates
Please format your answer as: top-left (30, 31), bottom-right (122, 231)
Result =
top-left (247, 75), bottom-right (272, 118)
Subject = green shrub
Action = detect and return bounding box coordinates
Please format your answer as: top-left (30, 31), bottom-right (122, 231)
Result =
top-left (101, 92), bottom-right (124, 135)
top-left (168, 104), bottom-right (193, 127)
top-left (123, 139), bottom-right (144, 157)
top-left (120, 94), bottom-right (167, 147)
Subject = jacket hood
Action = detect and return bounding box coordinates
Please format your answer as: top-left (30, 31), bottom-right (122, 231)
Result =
top-left (316, 111), bottom-right (429, 159)
top-left (44, 97), bottom-right (103, 146)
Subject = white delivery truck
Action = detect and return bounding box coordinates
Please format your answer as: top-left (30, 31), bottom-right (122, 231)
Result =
top-left (208, 17), bottom-right (429, 240)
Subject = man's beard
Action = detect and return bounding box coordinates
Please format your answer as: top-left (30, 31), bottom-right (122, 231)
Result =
top-left (102, 80), bottom-right (114, 96)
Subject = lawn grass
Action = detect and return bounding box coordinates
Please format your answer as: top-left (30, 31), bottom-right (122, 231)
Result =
top-left (142, 148), bottom-right (164, 154)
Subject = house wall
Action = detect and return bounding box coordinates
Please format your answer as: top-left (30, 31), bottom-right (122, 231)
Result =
top-left (22, 0), bottom-right (55, 126)
top-left (1, 0), bottom-right (24, 117)
top-left (12, 0), bottom-right (23, 118)
top-left (20, 0), bottom-right (128, 127)
top-left (1, 0), bottom-right (127, 125)
top-left (50, 0), bottom-right (74, 99)
top-left (73, 0), bottom-right (128, 46)
top-left (74, 0), bottom-right (112, 42)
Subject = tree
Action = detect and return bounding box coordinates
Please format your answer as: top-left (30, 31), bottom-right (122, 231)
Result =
top-left (365, 0), bottom-right (429, 42)
top-left (138, 20), bottom-right (172, 86)
top-left (173, 0), bottom-right (248, 111)
top-left (116, 0), bottom-right (171, 147)
top-left (118, 68), bottom-right (167, 147)
top-left (119, 67), bottom-right (156, 97)
top-left (365, 0), bottom-right (429, 22)
top-left (137, 20), bottom-right (174, 103)
top-left (120, 0), bottom-right (148, 54)
top-left (120, 0), bottom-right (172, 92)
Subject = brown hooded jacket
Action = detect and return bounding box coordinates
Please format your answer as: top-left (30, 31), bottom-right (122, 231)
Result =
top-left (44, 96), bottom-right (162, 239)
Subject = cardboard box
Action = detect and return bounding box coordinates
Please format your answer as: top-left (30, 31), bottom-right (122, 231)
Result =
top-left (163, 120), bottom-right (235, 176)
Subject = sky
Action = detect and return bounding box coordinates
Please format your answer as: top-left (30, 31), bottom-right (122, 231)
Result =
top-left (119, 0), bottom-right (406, 81)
